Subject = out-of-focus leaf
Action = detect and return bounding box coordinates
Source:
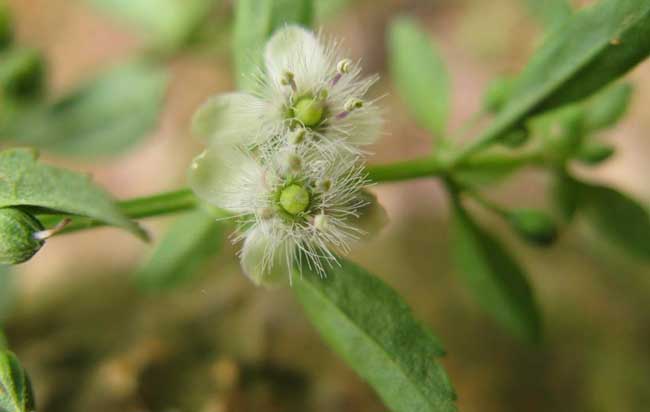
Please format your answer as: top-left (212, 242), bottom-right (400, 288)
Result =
top-left (88, 0), bottom-right (215, 50)
top-left (295, 258), bottom-right (457, 412)
top-left (135, 209), bottom-right (224, 291)
top-left (388, 17), bottom-right (450, 136)
top-left (451, 197), bottom-right (541, 342)
top-left (233, 0), bottom-right (314, 91)
top-left (583, 83), bottom-right (633, 132)
top-left (0, 266), bottom-right (14, 321)
top-left (465, 0), bottom-right (650, 156)
top-left (551, 169), bottom-right (581, 222)
top-left (522, 0), bottom-right (572, 29)
top-left (2, 62), bottom-right (168, 157)
top-left (581, 184), bottom-right (650, 260)
top-left (0, 148), bottom-right (146, 240)
top-left (0, 350), bottom-right (35, 412)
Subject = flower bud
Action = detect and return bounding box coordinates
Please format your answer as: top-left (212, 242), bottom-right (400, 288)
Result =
top-left (506, 209), bottom-right (558, 247)
top-left (0, 1), bottom-right (13, 51)
top-left (483, 76), bottom-right (515, 113)
top-left (576, 143), bottom-right (615, 166)
top-left (499, 127), bottom-right (530, 148)
top-left (0, 208), bottom-right (45, 265)
top-left (0, 47), bottom-right (46, 100)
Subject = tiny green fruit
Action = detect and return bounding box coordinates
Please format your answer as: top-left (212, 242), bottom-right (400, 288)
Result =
top-left (0, 208), bottom-right (45, 265)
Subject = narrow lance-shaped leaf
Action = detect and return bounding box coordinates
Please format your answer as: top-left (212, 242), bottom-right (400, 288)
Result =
top-left (87, 0), bottom-right (214, 50)
top-left (233, 0), bottom-right (314, 91)
top-left (135, 209), bottom-right (224, 291)
top-left (295, 258), bottom-right (457, 412)
top-left (0, 149), bottom-right (146, 240)
top-left (0, 350), bottom-right (35, 412)
top-left (388, 17), bottom-right (450, 136)
top-left (582, 82), bottom-right (633, 132)
top-left (580, 183), bottom-right (650, 260)
top-left (464, 0), bottom-right (650, 156)
top-left (450, 196), bottom-right (541, 342)
top-left (2, 61), bottom-right (168, 157)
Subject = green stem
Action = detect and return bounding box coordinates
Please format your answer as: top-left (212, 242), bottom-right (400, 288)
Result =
top-left (43, 150), bottom-right (543, 236)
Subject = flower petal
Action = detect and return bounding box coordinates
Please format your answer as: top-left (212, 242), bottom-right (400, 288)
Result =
top-left (240, 226), bottom-right (293, 287)
top-left (188, 146), bottom-right (263, 213)
top-left (264, 25), bottom-right (329, 92)
top-left (192, 92), bottom-right (267, 146)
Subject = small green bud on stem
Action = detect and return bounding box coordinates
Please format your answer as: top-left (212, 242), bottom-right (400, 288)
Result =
top-left (0, 207), bottom-right (45, 264)
top-left (507, 209), bottom-right (558, 247)
top-left (0, 47), bottom-right (46, 100)
top-left (576, 143), bottom-right (615, 165)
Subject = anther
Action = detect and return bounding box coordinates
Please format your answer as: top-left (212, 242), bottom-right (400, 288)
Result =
top-left (258, 207), bottom-right (274, 220)
top-left (317, 178), bottom-right (332, 192)
top-left (280, 70), bottom-right (297, 92)
top-left (314, 213), bottom-right (330, 231)
top-left (332, 58), bottom-right (353, 86)
top-left (288, 128), bottom-right (306, 145)
top-left (337, 98), bottom-right (364, 119)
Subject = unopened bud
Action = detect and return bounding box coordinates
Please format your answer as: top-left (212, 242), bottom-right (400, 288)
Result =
top-left (0, 47), bottom-right (46, 100)
top-left (317, 178), bottom-right (332, 192)
top-left (0, 208), bottom-right (45, 265)
top-left (507, 209), bottom-right (558, 247)
top-left (576, 143), bottom-right (615, 165)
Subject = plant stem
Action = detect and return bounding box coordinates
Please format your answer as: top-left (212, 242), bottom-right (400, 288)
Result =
top-left (43, 150), bottom-right (542, 236)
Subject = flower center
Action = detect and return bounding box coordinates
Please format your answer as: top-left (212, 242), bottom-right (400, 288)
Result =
top-left (293, 96), bottom-right (324, 127)
top-left (279, 184), bottom-right (311, 215)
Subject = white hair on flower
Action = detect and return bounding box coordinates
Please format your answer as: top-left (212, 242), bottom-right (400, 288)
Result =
top-left (189, 136), bottom-right (377, 286)
top-left (192, 25), bottom-right (383, 153)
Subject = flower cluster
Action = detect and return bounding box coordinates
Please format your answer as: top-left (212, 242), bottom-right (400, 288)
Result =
top-left (189, 26), bottom-right (385, 286)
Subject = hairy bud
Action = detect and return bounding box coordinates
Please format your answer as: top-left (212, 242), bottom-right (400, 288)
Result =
top-left (0, 208), bottom-right (45, 265)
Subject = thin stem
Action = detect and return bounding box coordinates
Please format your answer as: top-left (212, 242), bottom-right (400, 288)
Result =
top-left (40, 150), bottom-right (542, 236)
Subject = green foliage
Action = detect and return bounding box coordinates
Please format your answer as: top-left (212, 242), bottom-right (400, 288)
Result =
top-left (551, 169), bottom-right (581, 222)
top-left (468, 0), bottom-right (650, 157)
top-left (295, 258), bottom-right (457, 412)
top-left (388, 17), bottom-right (450, 136)
top-left (0, 350), bottom-right (35, 412)
top-left (522, 0), bottom-right (572, 29)
top-left (0, 148), bottom-right (145, 240)
top-left (0, 265), bottom-right (14, 322)
top-left (483, 76), bottom-right (515, 114)
top-left (451, 197), bottom-right (541, 342)
top-left (576, 142), bottom-right (615, 165)
top-left (135, 209), bottom-right (224, 291)
top-left (1, 61), bottom-right (168, 157)
top-left (581, 184), bottom-right (650, 260)
top-left (0, 1), bottom-right (12, 51)
top-left (0, 208), bottom-right (43, 265)
top-left (233, 0), bottom-right (314, 90)
top-left (87, 0), bottom-right (215, 50)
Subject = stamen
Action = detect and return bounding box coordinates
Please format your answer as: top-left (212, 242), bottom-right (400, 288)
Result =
top-left (288, 127), bottom-right (306, 145)
top-left (332, 58), bottom-right (352, 86)
top-left (314, 213), bottom-right (330, 231)
top-left (336, 98), bottom-right (364, 119)
top-left (280, 70), bottom-right (297, 92)
top-left (258, 207), bottom-right (274, 220)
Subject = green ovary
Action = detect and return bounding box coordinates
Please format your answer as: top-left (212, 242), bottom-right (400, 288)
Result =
top-left (293, 96), bottom-right (324, 127)
top-left (279, 184), bottom-right (311, 215)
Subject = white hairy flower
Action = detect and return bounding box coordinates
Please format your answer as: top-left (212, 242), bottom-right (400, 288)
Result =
top-left (189, 139), bottom-right (384, 286)
top-left (192, 25), bottom-right (383, 153)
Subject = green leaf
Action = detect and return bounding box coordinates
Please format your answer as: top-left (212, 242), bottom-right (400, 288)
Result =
top-left (88, 0), bottom-right (215, 50)
top-left (295, 258), bottom-right (456, 412)
top-left (522, 0), bottom-right (572, 29)
top-left (388, 17), bottom-right (450, 136)
top-left (551, 169), bottom-right (581, 222)
top-left (583, 83), bottom-right (633, 132)
top-left (0, 148), bottom-right (146, 240)
top-left (135, 209), bottom-right (224, 291)
top-left (466, 0), bottom-right (650, 156)
top-left (233, 0), bottom-right (314, 91)
top-left (581, 184), bottom-right (650, 260)
top-left (0, 350), bottom-right (35, 412)
top-left (450, 197), bottom-right (541, 342)
top-left (0, 265), bottom-right (14, 321)
top-left (2, 61), bottom-right (168, 157)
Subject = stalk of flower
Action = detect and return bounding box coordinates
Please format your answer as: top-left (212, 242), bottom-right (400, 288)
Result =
top-left (192, 25), bottom-right (383, 154)
top-left (189, 137), bottom-right (385, 286)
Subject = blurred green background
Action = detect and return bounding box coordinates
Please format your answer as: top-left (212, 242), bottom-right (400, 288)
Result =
top-left (2, 0), bottom-right (650, 410)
